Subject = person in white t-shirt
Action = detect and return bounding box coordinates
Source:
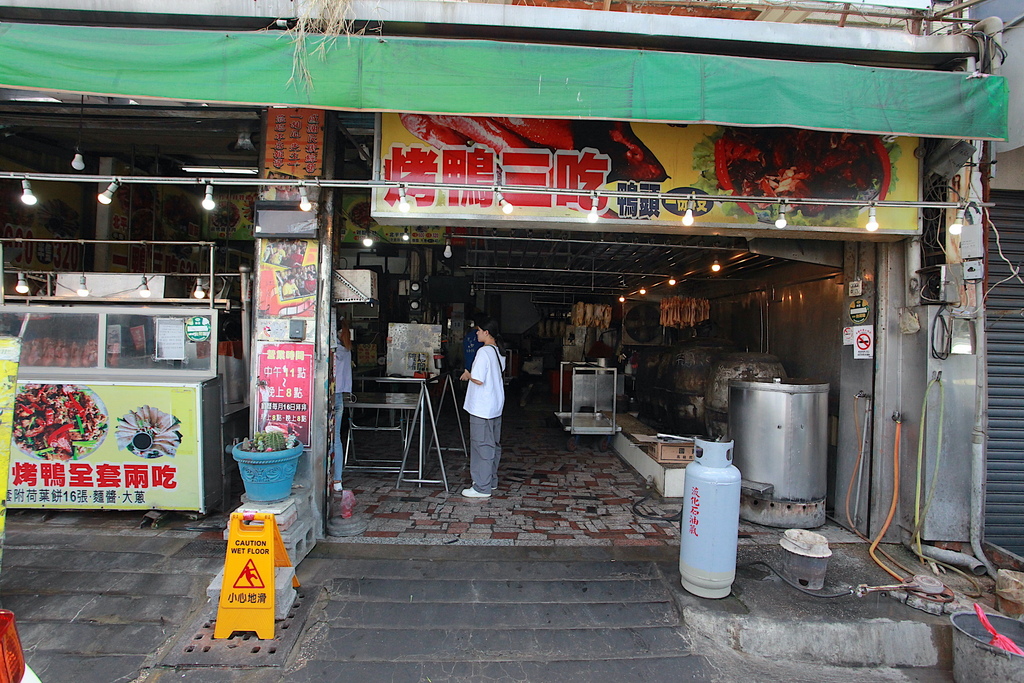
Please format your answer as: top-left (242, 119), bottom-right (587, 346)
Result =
top-left (462, 318), bottom-right (506, 498)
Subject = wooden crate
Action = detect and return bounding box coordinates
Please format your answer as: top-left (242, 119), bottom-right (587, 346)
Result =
top-left (651, 441), bottom-right (695, 464)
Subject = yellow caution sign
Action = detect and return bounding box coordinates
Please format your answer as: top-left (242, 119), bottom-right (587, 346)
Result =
top-left (214, 512), bottom-right (300, 639)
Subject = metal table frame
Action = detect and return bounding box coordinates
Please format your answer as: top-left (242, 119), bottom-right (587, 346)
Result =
top-left (346, 376), bottom-right (451, 491)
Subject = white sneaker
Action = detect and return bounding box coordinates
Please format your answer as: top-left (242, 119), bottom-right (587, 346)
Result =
top-left (461, 487), bottom-right (491, 498)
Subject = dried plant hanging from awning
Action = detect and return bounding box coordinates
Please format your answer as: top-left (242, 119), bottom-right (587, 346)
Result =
top-left (288, 0), bottom-right (356, 92)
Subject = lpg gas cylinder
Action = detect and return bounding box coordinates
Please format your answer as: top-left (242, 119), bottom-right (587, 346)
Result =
top-left (679, 438), bottom-right (741, 598)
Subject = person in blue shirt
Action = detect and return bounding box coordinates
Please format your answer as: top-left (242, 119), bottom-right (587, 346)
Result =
top-left (461, 318), bottom-right (506, 498)
top-left (460, 318), bottom-right (484, 381)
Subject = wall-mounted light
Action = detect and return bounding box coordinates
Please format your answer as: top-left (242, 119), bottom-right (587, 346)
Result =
top-left (76, 274), bottom-right (90, 297)
top-left (15, 272), bottom-right (29, 294)
top-left (865, 204), bottom-right (879, 232)
top-left (402, 228), bottom-right (410, 242)
top-left (139, 275), bottom-right (152, 298)
top-left (298, 185), bottom-right (312, 212)
top-left (443, 238), bottom-right (453, 259)
top-left (587, 194), bottom-right (600, 223)
top-left (682, 199), bottom-right (695, 227)
top-left (201, 184), bottom-right (216, 211)
top-left (495, 190), bottom-right (514, 215)
top-left (668, 277), bottom-right (677, 286)
top-left (97, 180), bottom-right (119, 205)
top-left (711, 259), bottom-right (721, 273)
top-left (775, 202), bottom-right (788, 229)
top-left (948, 207), bottom-right (965, 236)
top-left (362, 233), bottom-right (375, 248)
top-left (193, 278), bottom-right (206, 299)
top-left (398, 186), bottom-right (411, 213)
top-left (20, 180), bottom-right (37, 206)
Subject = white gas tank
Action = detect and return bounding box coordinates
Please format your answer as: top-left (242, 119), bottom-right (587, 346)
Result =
top-left (679, 438), bottom-right (741, 599)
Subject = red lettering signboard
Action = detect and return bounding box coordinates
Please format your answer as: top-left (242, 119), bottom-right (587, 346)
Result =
top-left (7, 382), bottom-right (202, 510)
top-left (255, 342), bottom-right (314, 444)
top-left (375, 114), bottom-right (921, 234)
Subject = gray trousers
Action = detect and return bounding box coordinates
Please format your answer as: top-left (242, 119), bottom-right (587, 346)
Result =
top-left (469, 414), bottom-right (502, 494)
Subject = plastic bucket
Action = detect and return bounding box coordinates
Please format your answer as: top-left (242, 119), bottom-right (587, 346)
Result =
top-left (950, 610), bottom-right (1024, 683)
top-left (232, 444), bottom-right (303, 502)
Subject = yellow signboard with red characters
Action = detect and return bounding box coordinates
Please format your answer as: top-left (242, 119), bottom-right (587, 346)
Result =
top-left (375, 114), bottom-right (920, 233)
top-left (6, 382), bottom-right (201, 510)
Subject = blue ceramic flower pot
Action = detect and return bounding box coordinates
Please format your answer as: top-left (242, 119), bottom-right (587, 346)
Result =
top-left (231, 443), bottom-right (303, 502)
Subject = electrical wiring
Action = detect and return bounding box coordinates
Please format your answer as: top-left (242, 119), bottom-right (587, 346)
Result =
top-left (930, 304), bottom-right (952, 360)
top-left (868, 415), bottom-right (904, 582)
top-left (739, 561), bottom-right (853, 599)
top-left (631, 492), bottom-right (681, 523)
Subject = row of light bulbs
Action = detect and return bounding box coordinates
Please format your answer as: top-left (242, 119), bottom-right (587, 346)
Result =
top-left (19, 179), bottom-right (314, 213)
top-left (11, 273), bottom-right (208, 299)
top-left (615, 262), bottom-right (722, 302)
top-left (18, 177), bottom-right (968, 235)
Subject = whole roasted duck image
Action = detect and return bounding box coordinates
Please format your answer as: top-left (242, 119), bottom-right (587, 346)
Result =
top-left (400, 114), bottom-right (668, 183)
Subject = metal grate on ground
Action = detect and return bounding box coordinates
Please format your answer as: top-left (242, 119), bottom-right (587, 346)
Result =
top-left (159, 588), bottom-right (317, 668)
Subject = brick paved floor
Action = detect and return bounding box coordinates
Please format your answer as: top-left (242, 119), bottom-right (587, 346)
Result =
top-left (340, 388), bottom-right (683, 548)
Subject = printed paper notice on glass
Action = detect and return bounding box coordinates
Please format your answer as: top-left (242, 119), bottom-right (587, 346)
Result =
top-left (154, 318), bottom-right (186, 361)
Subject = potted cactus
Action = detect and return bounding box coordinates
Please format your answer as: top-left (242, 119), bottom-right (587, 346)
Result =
top-left (231, 430), bottom-right (304, 502)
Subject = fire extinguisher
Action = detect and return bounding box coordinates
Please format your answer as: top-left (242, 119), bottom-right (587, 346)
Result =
top-left (679, 437), bottom-right (741, 599)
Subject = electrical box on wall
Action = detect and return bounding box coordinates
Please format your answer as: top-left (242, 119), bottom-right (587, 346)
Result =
top-left (918, 265), bottom-right (959, 305)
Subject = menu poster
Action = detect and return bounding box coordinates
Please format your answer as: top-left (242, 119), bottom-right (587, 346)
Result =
top-left (154, 318), bottom-right (186, 361)
top-left (255, 342), bottom-right (314, 445)
top-left (7, 383), bottom-right (202, 511)
top-left (255, 239), bottom-right (318, 319)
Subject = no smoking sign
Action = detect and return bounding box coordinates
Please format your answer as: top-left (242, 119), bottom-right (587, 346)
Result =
top-left (852, 324), bottom-right (874, 359)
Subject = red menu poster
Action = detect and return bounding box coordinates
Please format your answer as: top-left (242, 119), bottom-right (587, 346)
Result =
top-left (254, 342), bottom-right (314, 445)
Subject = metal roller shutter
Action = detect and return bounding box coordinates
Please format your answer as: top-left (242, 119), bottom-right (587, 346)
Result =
top-left (986, 189), bottom-right (1024, 555)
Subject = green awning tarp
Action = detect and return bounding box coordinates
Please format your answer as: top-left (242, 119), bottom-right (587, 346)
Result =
top-left (0, 21), bottom-right (1008, 140)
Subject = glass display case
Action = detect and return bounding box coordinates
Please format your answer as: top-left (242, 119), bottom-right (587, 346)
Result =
top-left (1, 305), bottom-right (224, 513)
top-left (0, 306), bottom-right (216, 380)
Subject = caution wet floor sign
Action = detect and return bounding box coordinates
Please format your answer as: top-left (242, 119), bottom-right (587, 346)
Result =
top-left (214, 512), bottom-right (299, 639)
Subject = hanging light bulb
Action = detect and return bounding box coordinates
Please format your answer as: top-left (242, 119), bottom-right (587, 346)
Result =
top-left (139, 275), bottom-right (151, 298)
top-left (682, 199), bottom-right (695, 227)
top-left (76, 275), bottom-right (90, 297)
top-left (15, 273), bottom-right (29, 295)
top-left (639, 287), bottom-right (647, 295)
top-left (97, 180), bottom-right (119, 205)
top-left (402, 228), bottom-right (410, 242)
top-left (443, 238), bottom-right (453, 259)
top-left (618, 295), bottom-right (626, 303)
top-left (865, 204), bottom-right (879, 232)
top-left (201, 184), bottom-right (216, 211)
top-left (193, 278), bottom-right (206, 299)
top-left (20, 180), bottom-right (37, 206)
top-left (299, 185), bottom-right (312, 212)
top-left (775, 202), bottom-right (788, 229)
top-left (362, 233), bottom-right (374, 248)
top-left (711, 259), bottom-right (721, 273)
top-left (495, 190), bottom-right (514, 215)
top-left (668, 277), bottom-right (677, 286)
top-left (71, 152), bottom-right (86, 171)
top-left (587, 194), bottom-right (600, 223)
top-left (948, 207), bottom-right (965, 236)
top-left (398, 186), bottom-right (411, 213)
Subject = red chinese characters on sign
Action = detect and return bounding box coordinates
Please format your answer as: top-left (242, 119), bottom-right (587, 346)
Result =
top-left (263, 109), bottom-right (324, 179)
top-left (10, 462), bottom-right (178, 489)
top-left (256, 343), bottom-right (314, 444)
top-left (382, 144), bottom-right (611, 216)
top-left (688, 486), bottom-right (701, 537)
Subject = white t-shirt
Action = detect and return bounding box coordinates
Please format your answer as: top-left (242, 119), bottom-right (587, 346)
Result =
top-left (464, 344), bottom-right (506, 419)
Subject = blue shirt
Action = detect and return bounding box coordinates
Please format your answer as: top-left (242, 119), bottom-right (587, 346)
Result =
top-left (463, 331), bottom-right (483, 371)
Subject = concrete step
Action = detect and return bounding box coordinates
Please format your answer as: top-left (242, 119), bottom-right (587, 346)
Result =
top-left (307, 625), bottom-right (689, 662)
top-left (327, 576), bottom-right (671, 603)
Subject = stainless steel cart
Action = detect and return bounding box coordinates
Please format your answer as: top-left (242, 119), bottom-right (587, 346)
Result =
top-left (555, 361), bottom-right (620, 452)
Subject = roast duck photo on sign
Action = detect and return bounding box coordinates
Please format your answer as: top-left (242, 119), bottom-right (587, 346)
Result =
top-left (400, 114), bottom-right (669, 183)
